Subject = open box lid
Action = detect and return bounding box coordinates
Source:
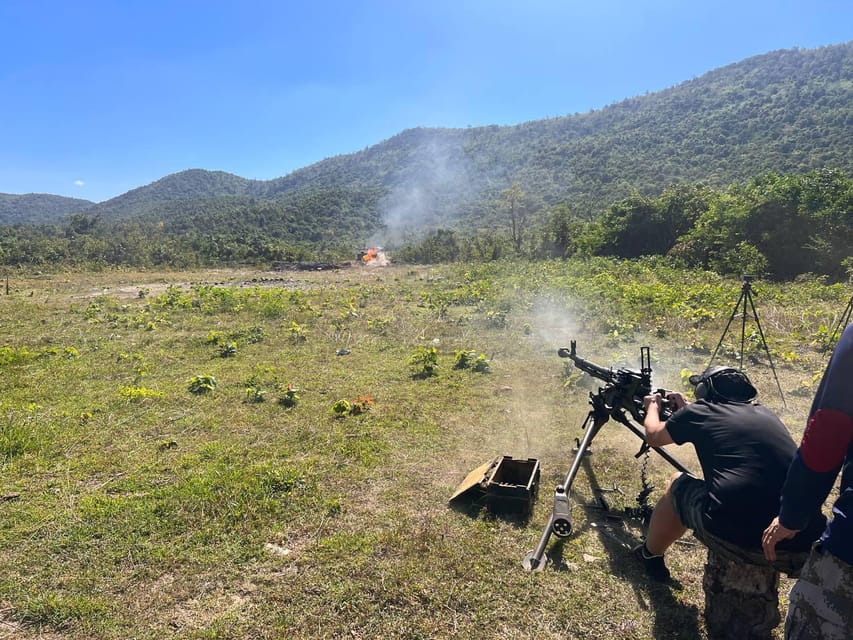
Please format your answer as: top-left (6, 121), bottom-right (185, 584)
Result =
top-left (448, 457), bottom-right (499, 504)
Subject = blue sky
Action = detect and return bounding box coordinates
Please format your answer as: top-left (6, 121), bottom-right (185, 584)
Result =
top-left (1, 0), bottom-right (851, 203)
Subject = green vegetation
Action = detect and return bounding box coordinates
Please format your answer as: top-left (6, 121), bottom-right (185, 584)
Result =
top-left (401, 168), bottom-right (853, 282)
top-left (0, 193), bottom-right (95, 225)
top-left (3, 43), bottom-right (853, 264)
top-left (1, 168), bottom-right (851, 283)
top-left (453, 349), bottom-right (491, 373)
top-left (0, 263), bottom-right (848, 638)
top-left (278, 384), bottom-right (300, 408)
top-left (1, 39), bottom-right (851, 640)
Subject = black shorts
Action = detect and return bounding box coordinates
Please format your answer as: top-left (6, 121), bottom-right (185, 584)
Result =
top-left (670, 473), bottom-right (710, 536)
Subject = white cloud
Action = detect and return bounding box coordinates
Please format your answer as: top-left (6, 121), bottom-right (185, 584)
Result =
top-left (74, 180), bottom-right (85, 187)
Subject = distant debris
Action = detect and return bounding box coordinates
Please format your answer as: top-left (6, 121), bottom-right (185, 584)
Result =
top-left (264, 542), bottom-right (292, 557)
top-left (271, 261), bottom-right (346, 271)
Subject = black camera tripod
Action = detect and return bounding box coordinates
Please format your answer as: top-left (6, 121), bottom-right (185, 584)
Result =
top-left (707, 276), bottom-right (785, 406)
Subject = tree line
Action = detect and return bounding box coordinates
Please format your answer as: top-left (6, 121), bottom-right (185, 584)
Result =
top-left (0, 168), bottom-right (850, 283)
top-left (398, 168), bottom-right (853, 282)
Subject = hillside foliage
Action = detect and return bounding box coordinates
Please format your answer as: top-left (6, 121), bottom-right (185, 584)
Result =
top-left (1, 43), bottom-right (852, 281)
top-left (397, 168), bottom-right (853, 282)
top-left (0, 193), bottom-right (94, 225)
top-left (0, 168), bottom-right (851, 282)
top-left (2, 42), bottom-right (853, 232)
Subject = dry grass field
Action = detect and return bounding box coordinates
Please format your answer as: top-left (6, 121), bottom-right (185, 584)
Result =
top-left (0, 260), bottom-right (847, 639)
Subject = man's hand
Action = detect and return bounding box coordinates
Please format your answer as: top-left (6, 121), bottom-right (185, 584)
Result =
top-left (643, 393), bottom-right (661, 413)
top-left (762, 516), bottom-right (800, 561)
top-left (666, 391), bottom-right (688, 411)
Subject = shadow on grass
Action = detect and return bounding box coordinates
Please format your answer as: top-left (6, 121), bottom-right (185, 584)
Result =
top-left (579, 455), bottom-right (703, 640)
top-left (447, 495), bottom-right (535, 529)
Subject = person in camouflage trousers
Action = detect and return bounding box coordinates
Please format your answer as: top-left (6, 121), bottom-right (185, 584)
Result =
top-left (763, 321), bottom-right (853, 639)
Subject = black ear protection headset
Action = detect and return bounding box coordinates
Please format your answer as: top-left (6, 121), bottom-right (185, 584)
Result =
top-left (689, 366), bottom-right (757, 403)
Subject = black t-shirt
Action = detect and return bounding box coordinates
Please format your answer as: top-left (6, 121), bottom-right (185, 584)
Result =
top-left (666, 400), bottom-right (823, 549)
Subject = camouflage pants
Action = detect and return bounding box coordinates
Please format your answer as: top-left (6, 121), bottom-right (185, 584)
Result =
top-left (785, 545), bottom-right (853, 640)
top-left (703, 549), bottom-right (781, 640)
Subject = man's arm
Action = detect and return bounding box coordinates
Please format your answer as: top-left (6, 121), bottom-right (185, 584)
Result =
top-left (778, 410), bottom-right (853, 527)
top-left (643, 393), bottom-right (674, 447)
top-left (779, 321), bottom-right (853, 530)
top-left (763, 324), bottom-right (853, 561)
top-left (762, 410), bottom-right (852, 560)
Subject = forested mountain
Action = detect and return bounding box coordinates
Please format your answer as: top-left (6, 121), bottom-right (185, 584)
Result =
top-left (253, 41), bottom-right (853, 230)
top-left (0, 193), bottom-right (94, 225)
top-left (80, 169), bottom-right (268, 220)
top-left (48, 41), bottom-right (852, 228)
top-left (3, 42), bottom-right (853, 254)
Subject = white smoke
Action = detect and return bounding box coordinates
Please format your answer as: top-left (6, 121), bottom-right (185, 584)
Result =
top-left (378, 185), bottom-right (432, 247)
top-left (529, 295), bottom-right (581, 351)
top-left (373, 134), bottom-right (476, 247)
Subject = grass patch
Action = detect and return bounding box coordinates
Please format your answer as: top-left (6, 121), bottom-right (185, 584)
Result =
top-left (0, 261), bottom-right (843, 638)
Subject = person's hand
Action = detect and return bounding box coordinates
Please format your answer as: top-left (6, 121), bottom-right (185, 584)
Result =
top-left (643, 393), bottom-right (661, 412)
top-left (666, 391), bottom-right (688, 411)
top-left (762, 516), bottom-right (799, 561)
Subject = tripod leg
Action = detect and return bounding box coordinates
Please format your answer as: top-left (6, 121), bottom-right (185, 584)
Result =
top-left (522, 410), bottom-right (604, 570)
top-left (827, 295), bottom-right (853, 352)
top-left (740, 288), bottom-right (749, 371)
top-left (745, 290), bottom-right (786, 407)
top-left (709, 290), bottom-right (747, 367)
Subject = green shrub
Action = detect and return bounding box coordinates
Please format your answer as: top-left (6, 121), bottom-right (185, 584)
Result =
top-left (188, 375), bottom-right (217, 394)
top-left (409, 345), bottom-right (439, 377)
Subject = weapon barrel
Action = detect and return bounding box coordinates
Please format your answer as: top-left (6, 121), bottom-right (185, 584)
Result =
top-left (558, 341), bottom-right (615, 383)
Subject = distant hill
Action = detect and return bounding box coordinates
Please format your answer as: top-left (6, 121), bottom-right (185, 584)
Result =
top-left (81, 169), bottom-right (267, 220)
top-left (4, 41), bottom-right (853, 237)
top-left (0, 193), bottom-right (94, 225)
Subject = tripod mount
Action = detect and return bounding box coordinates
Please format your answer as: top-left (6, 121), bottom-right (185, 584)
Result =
top-left (707, 276), bottom-right (785, 407)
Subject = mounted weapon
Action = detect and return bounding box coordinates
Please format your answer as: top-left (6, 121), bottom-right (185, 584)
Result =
top-left (522, 341), bottom-right (692, 571)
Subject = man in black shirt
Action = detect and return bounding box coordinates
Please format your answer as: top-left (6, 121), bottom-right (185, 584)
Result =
top-left (636, 366), bottom-right (825, 583)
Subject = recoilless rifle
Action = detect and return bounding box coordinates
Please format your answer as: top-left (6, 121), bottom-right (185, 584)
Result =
top-left (522, 341), bottom-right (693, 571)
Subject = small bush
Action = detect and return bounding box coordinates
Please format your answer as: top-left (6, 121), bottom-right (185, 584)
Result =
top-left (331, 399), bottom-right (351, 416)
top-left (409, 345), bottom-right (439, 377)
top-left (188, 375), bottom-right (217, 394)
top-left (288, 321), bottom-right (307, 343)
top-left (453, 350), bottom-right (490, 373)
top-left (279, 384), bottom-right (300, 408)
top-left (350, 395), bottom-right (374, 415)
top-left (219, 342), bottom-right (238, 358)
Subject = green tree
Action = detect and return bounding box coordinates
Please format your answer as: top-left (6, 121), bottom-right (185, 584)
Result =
top-left (500, 183), bottom-right (530, 256)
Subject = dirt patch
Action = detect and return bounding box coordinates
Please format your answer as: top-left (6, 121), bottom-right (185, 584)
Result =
top-left (0, 610), bottom-right (63, 640)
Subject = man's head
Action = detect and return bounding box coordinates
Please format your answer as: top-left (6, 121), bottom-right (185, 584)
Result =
top-left (688, 366), bottom-right (757, 403)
